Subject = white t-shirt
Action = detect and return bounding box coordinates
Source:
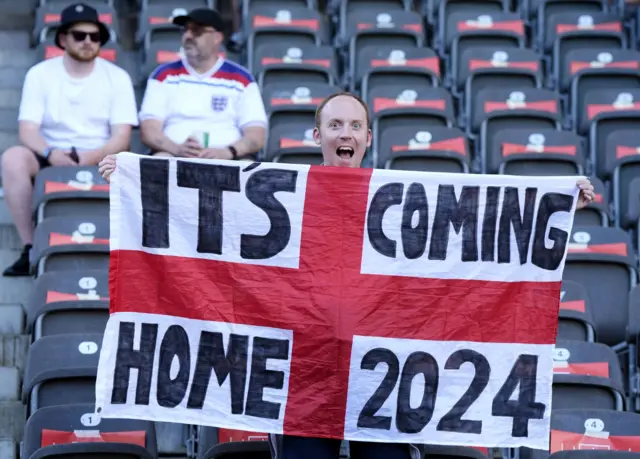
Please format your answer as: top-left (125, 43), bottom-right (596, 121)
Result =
top-left (18, 56), bottom-right (139, 151)
top-left (138, 58), bottom-right (267, 147)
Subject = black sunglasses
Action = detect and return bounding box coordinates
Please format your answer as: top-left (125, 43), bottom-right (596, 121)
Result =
top-left (180, 24), bottom-right (215, 37)
top-left (69, 30), bottom-right (101, 43)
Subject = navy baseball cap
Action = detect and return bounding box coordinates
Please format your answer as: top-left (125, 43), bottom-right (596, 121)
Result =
top-left (172, 8), bottom-right (225, 32)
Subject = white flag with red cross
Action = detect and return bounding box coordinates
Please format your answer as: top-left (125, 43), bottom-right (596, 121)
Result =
top-left (95, 152), bottom-right (580, 449)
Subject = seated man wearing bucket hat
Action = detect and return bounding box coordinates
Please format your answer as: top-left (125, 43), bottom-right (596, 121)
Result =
top-left (1, 2), bottom-right (138, 277)
top-left (138, 8), bottom-right (267, 160)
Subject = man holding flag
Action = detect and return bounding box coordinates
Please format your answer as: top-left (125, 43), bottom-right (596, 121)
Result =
top-left (98, 92), bottom-right (595, 459)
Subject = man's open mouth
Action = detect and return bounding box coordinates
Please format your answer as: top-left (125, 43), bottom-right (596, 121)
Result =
top-left (336, 147), bottom-right (354, 160)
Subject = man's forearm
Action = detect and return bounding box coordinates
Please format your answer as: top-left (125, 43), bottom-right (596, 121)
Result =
top-left (231, 128), bottom-right (265, 157)
top-left (142, 128), bottom-right (181, 155)
top-left (19, 127), bottom-right (49, 156)
top-left (82, 137), bottom-right (128, 165)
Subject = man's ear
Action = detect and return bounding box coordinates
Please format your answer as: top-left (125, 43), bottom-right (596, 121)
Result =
top-left (366, 129), bottom-right (372, 148)
top-left (313, 127), bottom-right (321, 145)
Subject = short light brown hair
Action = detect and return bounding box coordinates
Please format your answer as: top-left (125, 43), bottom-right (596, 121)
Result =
top-left (314, 92), bottom-right (371, 128)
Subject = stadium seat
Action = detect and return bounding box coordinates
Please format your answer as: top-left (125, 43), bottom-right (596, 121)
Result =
top-left (252, 43), bottom-right (337, 88)
top-left (25, 269), bottom-right (109, 339)
top-left (375, 125), bottom-right (470, 172)
top-left (40, 0), bottom-right (115, 4)
top-left (244, 5), bottom-right (327, 71)
top-left (520, 408), bottom-right (640, 459)
top-left (543, 12), bottom-right (625, 57)
top-left (31, 216), bottom-right (110, 275)
top-left (197, 427), bottom-right (269, 459)
top-left (552, 340), bottom-right (625, 411)
top-left (422, 445), bottom-right (490, 459)
top-left (564, 226), bottom-right (637, 347)
top-left (262, 82), bottom-right (339, 155)
top-left (584, 89), bottom-right (640, 178)
top-left (629, 284), bottom-right (640, 411)
top-left (600, 129), bottom-right (640, 227)
top-left (137, 4), bottom-right (188, 47)
top-left (535, 0), bottom-right (608, 48)
top-left (574, 176), bottom-right (610, 227)
top-left (558, 280), bottom-right (596, 342)
top-left (142, 0), bottom-right (214, 7)
top-left (22, 333), bottom-right (103, 414)
top-left (555, 49), bottom-right (640, 95)
top-left (473, 88), bottom-right (562, 171)
top-left (245, 0), bottom-right (316, 19)
top-left (262, 82), bottom-right (338, 122)
top-left (352, 46), bottom-right (441, 96)
top-left (200, 440), bottom-right (271, 459)
top-left (33, 2), bottom-right (117, 45)
top-left (22, 403), bottom-right (157, 459)
top-left (31, 166), bottom-right (109, 223)
top-left (549, 452), bottom-right (640, 459)
top-left (486, 128), bottom-right (584, 176)
top-left (344, 10), bottom-right (425, 77)
top-left (438, 0), bottom-right (507, 27)
top-left (469, 87), bottom-right (561, 138)
top-left (335, 0), bottom-right (415, 40)
top-left (442, 12), bottom-right (525, 58)
top-left (569, 63), bottom-right (640, 133)
top-left (366, 86), bottom-right (455, 162)
top-left (455, 47), bottom-right (542, 102)
top-left (263, 123), bottom-right (321, 164)
top-left (620, 177), bottom-right (640, 250)
top-left (142, 40), bottom-right (181, 80)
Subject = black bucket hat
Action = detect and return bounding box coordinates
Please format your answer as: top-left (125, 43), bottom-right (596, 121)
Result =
top-left (55, 3), bottom-right (110, 49)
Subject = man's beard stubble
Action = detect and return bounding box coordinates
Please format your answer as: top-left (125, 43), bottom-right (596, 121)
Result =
top-left (67, 47), bottom-right (99, 62)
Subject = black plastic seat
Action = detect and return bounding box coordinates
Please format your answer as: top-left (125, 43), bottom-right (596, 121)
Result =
top-left (32, 166), bottom-right (109, 223)
top-left (23, 403), bottom-right (157, 459)
top-left (23, 333), bottom-right (103, 415)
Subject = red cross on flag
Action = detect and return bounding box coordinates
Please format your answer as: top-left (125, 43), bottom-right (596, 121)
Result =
top-left (96, 153), bottom-right (580, 449)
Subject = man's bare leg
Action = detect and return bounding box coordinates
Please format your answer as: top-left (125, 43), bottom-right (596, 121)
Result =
top-left (1, 146), bottom-right (41, 276)
top-left (2, 146), bottom-right (40, 244)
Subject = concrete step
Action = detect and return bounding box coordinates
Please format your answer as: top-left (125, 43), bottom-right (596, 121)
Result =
top-left (0, 50), bottom-right (37, 69)
top-left (0, 278), bottom-right (32, 310)
top-left (0, 68), bottom-right (28, 90)
top-left (0, 197), bottom-right (12, 225)
top-left (0, 31), bottom-right (30, 50)
top-left (0, 441), bottom-right (17, 459)
top-left (0, 90), bottom-right (21, 110)
top-left (0, 0), bottom-right (36, 31)
top-left (0, 401), bottom-right (25, 442)
top-left (0, 304), bottom-right (23, 335)
top-left (0, 108), bottom-right (18, 133)
top-left (0, 226), bottom-right (22, 250)
top-left (0, 335), bottom-right (30, 371)
top-left (0, 367), bottom-right (20, 401)
top-left (0, 132), bottom-right (18, 153)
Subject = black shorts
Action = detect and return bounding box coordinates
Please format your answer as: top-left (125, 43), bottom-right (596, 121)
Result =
top-left (32, 150), bottom-right (50, 169)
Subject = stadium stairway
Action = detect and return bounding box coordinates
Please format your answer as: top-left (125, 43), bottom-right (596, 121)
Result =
top-left (0, 4), bottom-right (36, 457)
top-left (0, 198), bottom-right (29, 458)
top-left (0, 2), bottom-right (190, 457)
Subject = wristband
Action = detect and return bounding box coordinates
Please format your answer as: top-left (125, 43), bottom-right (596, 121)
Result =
top-left (228, 146), bottom-right (238, 160)
top-left (43, 147), bottom-right (54, 158)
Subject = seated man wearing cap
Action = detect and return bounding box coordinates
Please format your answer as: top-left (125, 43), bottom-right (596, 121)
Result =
top-left (1, 2), bottom-right (138, 277)
top-left (138, 8), bottom-right (266, 160)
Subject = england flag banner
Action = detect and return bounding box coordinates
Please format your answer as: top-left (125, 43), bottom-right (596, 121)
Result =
top-left (96, 152), bottom-right (580, 449)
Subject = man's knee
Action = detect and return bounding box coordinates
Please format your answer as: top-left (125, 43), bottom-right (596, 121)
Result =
top-left (2, 146), bottom-right (38, 177)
